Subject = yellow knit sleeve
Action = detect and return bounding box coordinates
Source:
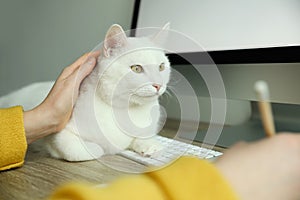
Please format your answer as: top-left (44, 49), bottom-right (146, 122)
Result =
top-left (148, 157), bottom-right (238, 200)
top-left (50, 157), bottom-right (238, 200)
top-left (50, 176), bottom-right (166, 200)
top-left (0, 106), bottom-right (27, 171)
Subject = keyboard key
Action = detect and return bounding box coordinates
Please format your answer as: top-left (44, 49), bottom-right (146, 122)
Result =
top-left (118, 136), bottom-right (223, 167)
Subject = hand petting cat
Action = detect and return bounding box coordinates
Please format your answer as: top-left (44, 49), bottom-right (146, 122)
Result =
top-left (23, 51), bottom-right (100, 144)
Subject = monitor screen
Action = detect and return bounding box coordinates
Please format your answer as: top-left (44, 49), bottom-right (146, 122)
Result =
top-left (132, 0), bottom-right (300, 64)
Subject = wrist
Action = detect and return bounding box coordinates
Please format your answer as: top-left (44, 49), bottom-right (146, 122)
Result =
top-left (23, 105), bottom-right (58, 144)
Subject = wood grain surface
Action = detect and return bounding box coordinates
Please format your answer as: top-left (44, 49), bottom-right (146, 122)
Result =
top-left (0, 124), bottom-right (224, 200)
top-left (0, 147), bottom-right (140, 200)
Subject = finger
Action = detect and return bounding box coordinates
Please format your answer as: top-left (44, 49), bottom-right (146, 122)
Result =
top-left (69, 51), bottom-right (101, 71)
top-left (60, 51), bottom-right (101, 78)
top-left (60, 57), bottom-right (96, 104)
top-left (69, 57), bottom-right (96, 92)
top-left (76, 57), bottom-right (97, 82)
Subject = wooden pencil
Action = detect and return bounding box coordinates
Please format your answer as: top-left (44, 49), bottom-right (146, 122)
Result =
top-left (254, 81), bottom-right (276, 137)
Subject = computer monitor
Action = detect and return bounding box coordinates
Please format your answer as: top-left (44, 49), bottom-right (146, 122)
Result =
top-left (131, 0), bottom-right (300, 147)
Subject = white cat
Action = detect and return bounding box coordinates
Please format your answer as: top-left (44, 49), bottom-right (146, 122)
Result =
top-left (0, 24), bottom-right (171, 161)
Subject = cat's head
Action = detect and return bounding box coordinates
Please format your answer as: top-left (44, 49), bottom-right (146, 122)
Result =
top-left (96, 24), bottom-right (171, 107)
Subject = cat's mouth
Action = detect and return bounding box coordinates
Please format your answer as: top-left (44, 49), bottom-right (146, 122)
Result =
top-left (133, 86), bottom-right (165, 97)
top-left (133, 93), bottom-right (159, 98)
top-left (129, 92), bottom-right (161, 103)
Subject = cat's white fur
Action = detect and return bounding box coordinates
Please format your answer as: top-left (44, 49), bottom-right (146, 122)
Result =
top-left (0, 82), bottom-right (54, 110)
top-left (0, 24), bottom-right (171, 161)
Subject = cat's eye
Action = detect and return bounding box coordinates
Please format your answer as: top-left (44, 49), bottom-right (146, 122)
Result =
top-left (131, 65), bottom-right (143, 73)
top-left (159, 63), bottom-right (165, 71)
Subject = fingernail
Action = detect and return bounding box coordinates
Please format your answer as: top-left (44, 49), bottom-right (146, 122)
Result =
top-left (86, 57), bottom-right (95, 65)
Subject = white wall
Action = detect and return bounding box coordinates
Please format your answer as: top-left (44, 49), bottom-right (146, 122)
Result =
top-left (0, 0), bottom-right (135, 95)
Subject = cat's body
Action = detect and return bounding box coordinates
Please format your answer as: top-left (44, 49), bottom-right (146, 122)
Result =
top-left (0, 24), bottom-right (171, 161)
top-left (0, 81), bottom-right (54, 111)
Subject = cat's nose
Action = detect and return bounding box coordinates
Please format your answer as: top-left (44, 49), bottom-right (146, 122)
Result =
top-left (152, 84), bottom-right (161, 92)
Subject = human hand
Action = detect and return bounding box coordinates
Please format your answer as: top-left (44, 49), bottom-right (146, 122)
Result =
top-left (24, 51), bottom-right (100, 144)
top-left (215, 133), bottom-right (300, 200)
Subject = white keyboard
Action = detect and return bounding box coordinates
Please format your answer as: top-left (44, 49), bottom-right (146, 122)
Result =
top-left (119, 136), bottom-right (223, 167)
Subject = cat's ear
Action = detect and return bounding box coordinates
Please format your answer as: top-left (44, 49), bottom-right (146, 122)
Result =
top-left (103, 24), bottom-right (128, 57)
top-left (151, 22), bottom-right (170, 45)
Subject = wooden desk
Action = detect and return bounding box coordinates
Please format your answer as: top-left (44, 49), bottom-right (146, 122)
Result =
top-left (0, 147), bottom-right (146, 200)
top-left (0, 126), bottom-right (224, 200)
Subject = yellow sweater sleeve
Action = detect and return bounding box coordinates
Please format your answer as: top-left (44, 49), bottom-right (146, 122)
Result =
top-left (0, 106), bottom-right (27, 171)
top-left (50, 157), bottom-right (238, 200)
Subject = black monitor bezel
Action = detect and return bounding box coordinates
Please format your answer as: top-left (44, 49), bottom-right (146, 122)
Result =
top-left (130, 0), bottom-right (300, 64)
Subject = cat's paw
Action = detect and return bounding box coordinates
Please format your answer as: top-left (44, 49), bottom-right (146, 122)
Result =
top-left (64, 141), bottom-right (105, 161)
top-left (130, 137), bottom-right (163, 157)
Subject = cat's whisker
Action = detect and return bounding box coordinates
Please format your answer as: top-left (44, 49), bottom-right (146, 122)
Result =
top-left (167, 76), bottom-right (182, 87)
top-left (164, 88), bottom-right (173, 97)
top-left (159, 87), bottom-right (174, 103)
top-left (165, 85), bottom-right (177, 93)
